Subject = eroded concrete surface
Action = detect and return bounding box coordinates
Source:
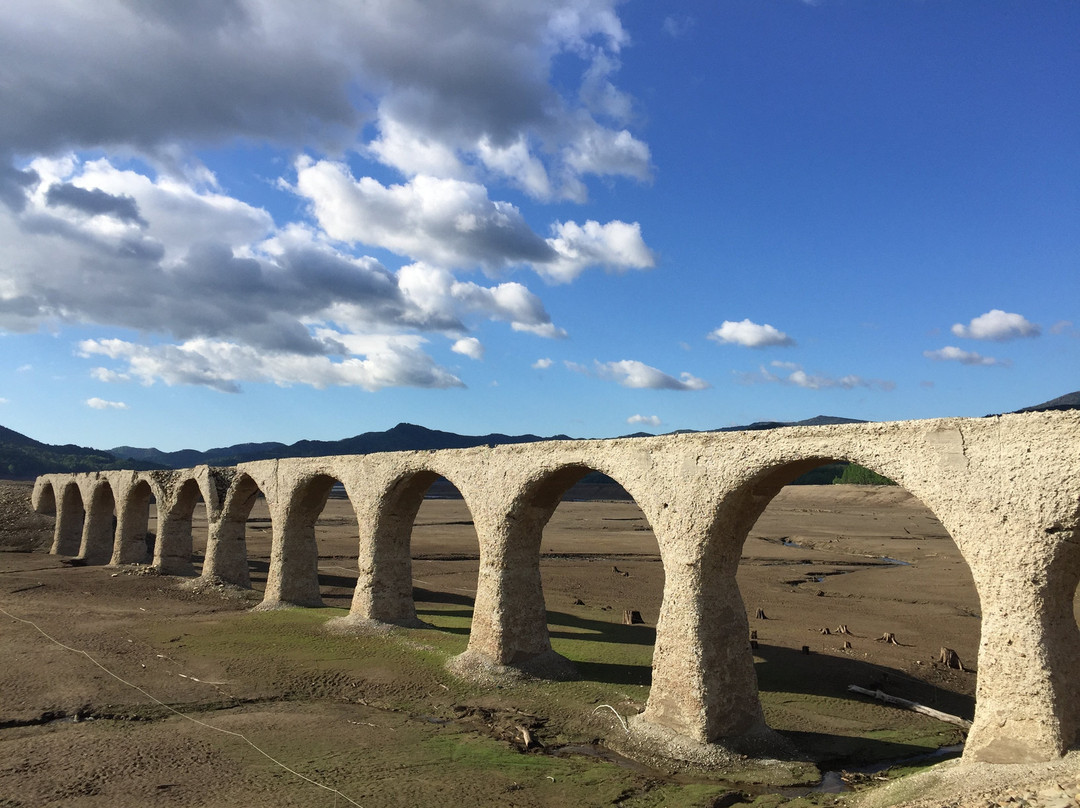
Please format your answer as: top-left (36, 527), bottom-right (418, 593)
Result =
top-left (31, 412), bottom-right (1080, 765)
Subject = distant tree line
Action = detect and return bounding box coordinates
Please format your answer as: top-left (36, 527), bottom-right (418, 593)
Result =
top-left (0, 446), bottom-right (161, 480)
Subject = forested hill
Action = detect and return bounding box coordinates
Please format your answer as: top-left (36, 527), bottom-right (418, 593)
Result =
top-left (0, 425), bottom-right (163, 480)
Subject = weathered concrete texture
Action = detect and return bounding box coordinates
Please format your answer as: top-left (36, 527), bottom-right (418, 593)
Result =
top-left (29, 412), bottom-right (1080, 765)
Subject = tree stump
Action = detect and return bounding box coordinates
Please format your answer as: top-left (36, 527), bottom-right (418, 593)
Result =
top-left (939, 647), bottom-right (965, 670)
top-left (623, 609), bottom-right (643, 625)
top-left (836, 624), bottom-right (852, 635)
top-left (755, 608), bottom-right (768, 620)
top-left (820, 627), bottom-right (831, 635)
top-left (842, 641), bottom-right (852, 650)
top-left (877, 632), bottom-right (898, 645)
top-left (750, 630), bottom-right (758, 640)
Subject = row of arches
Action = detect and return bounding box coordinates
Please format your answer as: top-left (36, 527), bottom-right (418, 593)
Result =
top-left (30, 414), bottom-right (1080, 765)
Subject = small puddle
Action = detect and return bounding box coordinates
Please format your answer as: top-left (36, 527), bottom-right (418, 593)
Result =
top-left (550, 743), bottom-right (656, 775)
top-left (788, 743), bottom-right (965, 796)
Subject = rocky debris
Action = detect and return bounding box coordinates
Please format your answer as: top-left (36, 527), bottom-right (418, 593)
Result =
top-left (896, 777), bottom-right (1080, 808)
top-left (861, 754), bottom-right (1080, 808)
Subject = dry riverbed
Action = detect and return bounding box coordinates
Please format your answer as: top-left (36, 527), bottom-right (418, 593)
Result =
top-left (0, 480), bottom-right (1077, 807)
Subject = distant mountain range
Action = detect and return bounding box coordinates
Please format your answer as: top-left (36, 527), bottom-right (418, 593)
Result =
top-left (1013, 390), bottom-right (1080, 413)
top-left (109, 422), bottom-right (571, 469)
top-left (1, 392), bottom-right (1075, 479)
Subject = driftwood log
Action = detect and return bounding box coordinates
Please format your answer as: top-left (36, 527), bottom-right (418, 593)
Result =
top-left (847, 685), bottom-right (972, 729)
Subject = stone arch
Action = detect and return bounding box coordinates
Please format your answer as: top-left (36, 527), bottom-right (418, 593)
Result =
top-left (643, 449), bottom-right (979, 757)
top-left (32, 478), bottom-right (57, 517)
top-left (348, 466), bottom-right (479, 628)
top-left (51, 479), bottom-right (84, 556)
top-left (113, 477), bottom-right (156, 565)
top-left (455, 458), bottom-right (660, 679)
top-left (202, 471), bottom-right (264, 587)
top-left (79, 479), bottom-right (117, 564)
top-left (154, 477), bottom-right (206, 576)
top-left (263, 470), bottom-right (357, 608)
top-left (535, 464), bottom-right (664, 688)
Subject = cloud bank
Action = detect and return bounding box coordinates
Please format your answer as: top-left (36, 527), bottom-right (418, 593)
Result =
top-left (0, 1), bottom-right (655, 392)
top-left (738, 361), bottom-right (895, 391)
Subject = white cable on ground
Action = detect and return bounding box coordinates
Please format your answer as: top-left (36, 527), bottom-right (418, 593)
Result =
top-left (0, 605), bottom-right (363, 807)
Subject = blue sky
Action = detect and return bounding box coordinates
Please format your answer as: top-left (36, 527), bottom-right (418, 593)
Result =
top-left (0, 1), bottom-right (1076, 452)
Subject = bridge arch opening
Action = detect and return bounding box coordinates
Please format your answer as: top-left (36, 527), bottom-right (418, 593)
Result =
top-left (521, 464), bottom-right (662, 687)
top-left (275, 472), bottom-right (357, 608)
top-left (117, 479), bottom-right (155, 564)
top-left (34, 481), bottom-right (56, 517)
top-left (52, 480), bottom-right (84, 556)
top-left (726, 457), bottom-right (979, 764)
top-left (206, 472), bottom-right (267, 589)
top-left (364, 471), bottom-right (479, 632)
top-left (81, 481), bottom-right (117, 564)
top-left (154, 478), bottom-right (206, 576)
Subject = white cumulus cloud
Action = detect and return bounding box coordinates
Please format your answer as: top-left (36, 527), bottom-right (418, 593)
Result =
top-left (86, 397), bottom-right (128, 410)
top-left (532, 358), bottom-right (553, 369)
top-left (543, 219), bottom-right (655, 283)
top-left (951, 310), bottom-right (1040, 341)
top-left (923, 346), bottom-right (1010, 367)
top-left (451, 337), bottom-right (484, 360)
top-left (627, 414), bottom-right (661, 427)
top-left (708, 319), bottom-right (795, 348)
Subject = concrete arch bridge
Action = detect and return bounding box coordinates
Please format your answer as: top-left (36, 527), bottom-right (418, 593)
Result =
top-left (31, 412), bottom-right (1080, 765)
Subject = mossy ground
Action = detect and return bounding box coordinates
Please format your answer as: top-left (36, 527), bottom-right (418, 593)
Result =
top-left (124, 599), bottom-right (966, 806)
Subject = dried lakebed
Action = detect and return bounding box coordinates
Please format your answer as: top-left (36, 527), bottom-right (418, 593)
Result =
top-left (2, 482), bottom-right (1077, 807)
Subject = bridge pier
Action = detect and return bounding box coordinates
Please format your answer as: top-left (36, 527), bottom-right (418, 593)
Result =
top-left (346, 471), bottom-right (432, 626)
top-left (449, 505), bottom-right (577, 679)
top-left (112, 479), bottom-right (152, 565)
top-left (201, 516), bottom-right (252, 587)
top-left (77, 482), bottom-right (116, 565)
top-left (964, 524), bottom-right (1080, 762)
top-left (50, 482), bottom-right (84, 556)
top-left (261, 506), bottom-right (324, 608)
top-left (152, 480), bottom-right (199, 576)
top-left (634, 496), bottom-right (783, 756)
